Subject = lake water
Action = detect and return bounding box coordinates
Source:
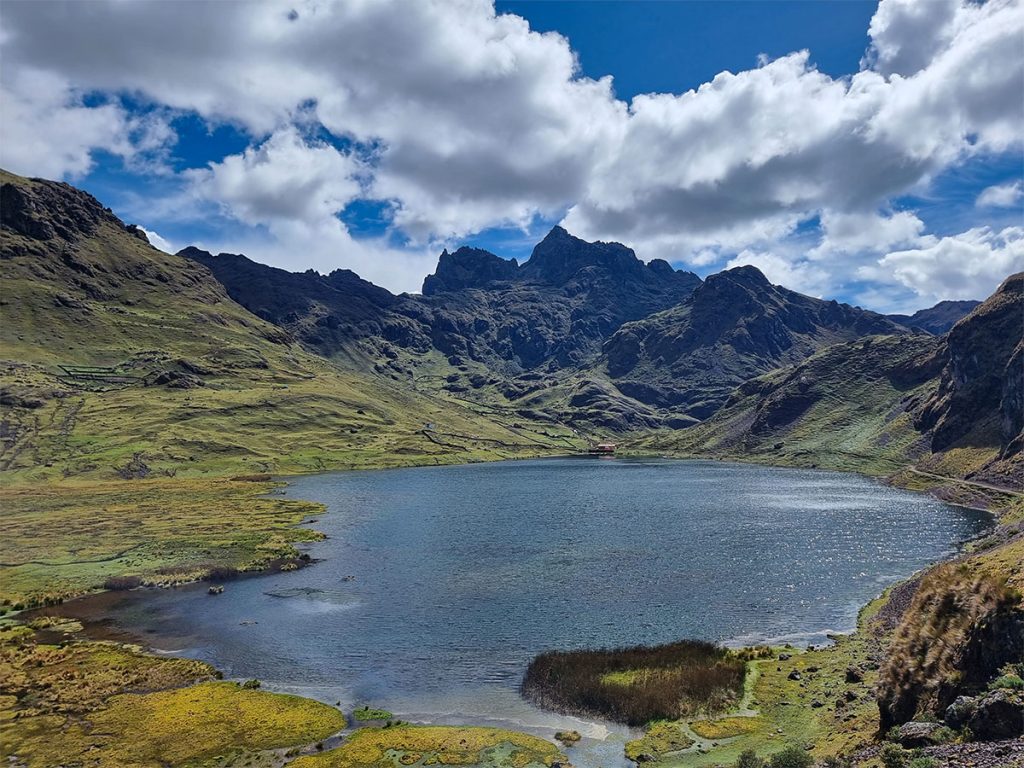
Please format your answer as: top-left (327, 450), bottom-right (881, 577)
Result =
top-left (76, 458), bottom-right (990, 753)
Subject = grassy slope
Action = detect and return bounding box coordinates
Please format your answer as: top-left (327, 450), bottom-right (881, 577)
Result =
top-left (0, 169), bottom-right (583, 606)
top-left (289, 725), bottom-right (564, 768)
top-left (634, 334), bottom-right (942, 476)
top-left (0, 170), bottom-right (579, 767)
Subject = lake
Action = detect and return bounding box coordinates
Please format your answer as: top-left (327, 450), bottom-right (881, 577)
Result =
top-left (72, 458), bottom-right (990, 752)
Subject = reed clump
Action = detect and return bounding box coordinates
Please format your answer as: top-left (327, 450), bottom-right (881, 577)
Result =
top-left (521, 639), bottom-right (745, 725)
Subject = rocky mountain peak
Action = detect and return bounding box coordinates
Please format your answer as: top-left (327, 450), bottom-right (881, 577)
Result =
top-left (521, 226), bottom-right (645, 285)
top-left (707, 264), bottom-right (772, 288)
top-left (422, 246), bottom-right (519, 295)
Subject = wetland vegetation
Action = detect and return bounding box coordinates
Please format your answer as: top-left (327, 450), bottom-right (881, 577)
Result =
top-left (521, 640), bottom-right (745, 725)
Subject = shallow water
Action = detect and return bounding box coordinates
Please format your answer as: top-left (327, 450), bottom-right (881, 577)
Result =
top-left (80, 458), bottom-right (990, 755)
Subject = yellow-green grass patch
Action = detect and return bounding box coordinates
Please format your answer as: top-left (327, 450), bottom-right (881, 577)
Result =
top-left (289, 726), bottom-right (563, 768)
top-left (1, 681), bottom-right (346, 768)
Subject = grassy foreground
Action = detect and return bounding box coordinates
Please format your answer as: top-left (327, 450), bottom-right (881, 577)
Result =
top-left (0, 620), bottom-right (568, 768)
top-left (289, 726), bottom-right (564, 768)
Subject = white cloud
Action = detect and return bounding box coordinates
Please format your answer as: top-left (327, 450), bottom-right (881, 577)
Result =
top-left (185, 128), bottom-right (362, 226)
top-left (977, 180), bottom-right (1024, 208)
top-left (863, 226), bottom-right (1024, 304)
top-left (0, 0), bottom-right (1020, 299)
top-left (865, 0), bottom-right (959, 76)
top-left (0, 68), bottom-right (172, 179)
top-left (810, 209), bottom-right (925, 258)
top-left (139, 227), bottom-right (173, 253)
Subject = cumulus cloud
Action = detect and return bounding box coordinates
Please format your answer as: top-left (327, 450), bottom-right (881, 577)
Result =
top-left (865, 0), bottom-right (960, 76)
top-left (810, 209), bottom-right (925, 257)
top-left (0, 0), bottom-right (1021, 300)
top-left (185, 128), bottom-right (362, 226)
top-left (566, 0), bottom-right (1023, 260)
top-left (0, 68), bottom-right (173, 178)
top-left (977, 180), bottom-right (1024, 208)
top-left (863, 226), bottom-right (1024, 304)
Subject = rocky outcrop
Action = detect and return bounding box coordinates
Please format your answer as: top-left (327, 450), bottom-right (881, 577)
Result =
top-left (914, 273), bottom-right (1024, 484)
top-left (422, 247), bottom-right (519, 295)
top-left (896, 721), bottom-right (949, 748)
top-left (1, 175), bottom-right (124, 242)
top-left (944, 690), bottom-right (1024, 741)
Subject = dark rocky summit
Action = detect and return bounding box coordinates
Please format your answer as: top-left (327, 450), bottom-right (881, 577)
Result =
top-left (1, 176), bottom-right (124, 243)
top-left (183, 226), bottom-right (701, 387)
top-left (422, 247), bottom-right (519, 295)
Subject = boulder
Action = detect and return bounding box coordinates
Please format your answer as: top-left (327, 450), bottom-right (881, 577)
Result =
top-left (897, 721), bottom-right (946, 748)
top-left (966, 690), bottom-right (1024, 741)
top-left (944, 695), bottom-right (978, 730)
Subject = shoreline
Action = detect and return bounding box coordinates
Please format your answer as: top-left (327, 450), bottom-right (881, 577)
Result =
top-left (21, 452), bottom-right (1002, 634)
top-left (6, 453), bottom-right (1020, 768)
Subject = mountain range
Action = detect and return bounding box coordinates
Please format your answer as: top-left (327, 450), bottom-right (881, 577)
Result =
top-left (1, 168), bottom-right (1020, 490)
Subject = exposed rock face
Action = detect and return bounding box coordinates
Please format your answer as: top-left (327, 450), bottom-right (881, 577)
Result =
top-left (916, 273), bottom-right (1024, 469)
top-left (184, 227), bottom-right (701, 380)
top-left (1, 176), bottom-right (124, 242)
top-left (422, 247), bottom-right (519, 295)
top-left (602, 265), bottom-right (911, 419)
top-left (897, 721), bottom-right (947, 747)
top-left (888, 300), bottom-right (981, 335)
top-left (963, 690), bottom-right (1024, 741)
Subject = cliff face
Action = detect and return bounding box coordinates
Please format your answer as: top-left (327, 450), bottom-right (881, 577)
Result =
top-left (913, 273), bottom-right (1024, 485)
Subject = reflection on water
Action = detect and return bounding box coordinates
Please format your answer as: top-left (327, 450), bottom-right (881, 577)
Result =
top-left (67, 458), bottom-right (990, 760)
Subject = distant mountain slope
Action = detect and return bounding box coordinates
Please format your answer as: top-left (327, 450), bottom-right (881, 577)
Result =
top-left (181, 231), bottom-right (918, 432)
top-left (0, 170), bottom-right (580, 480)
top-left (183, 226), bottom-right (701, 378)
top-left (887, 299), bottom-right (980, 334)
top-left (644, 273), bottom-right (1023, 487)
top-left (601, 265), bottom-right (911, 420)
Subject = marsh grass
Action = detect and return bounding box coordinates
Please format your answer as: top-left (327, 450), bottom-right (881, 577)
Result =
top-left (521, 640), bottom-right (745, 725)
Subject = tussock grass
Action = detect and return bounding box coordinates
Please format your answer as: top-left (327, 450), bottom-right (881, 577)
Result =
top-left (521, 640), bottom-right (744, 726)
top-left (877, 563), bottom-right (1024, 728)
top-left (690, 716), bottom-right (763, 740)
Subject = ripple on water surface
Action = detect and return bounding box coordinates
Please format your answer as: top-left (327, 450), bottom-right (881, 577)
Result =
top-left (87, 458), bottom-right (991, 740)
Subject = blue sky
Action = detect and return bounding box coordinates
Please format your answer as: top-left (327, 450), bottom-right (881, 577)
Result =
top-left (1, 0), bottom-right (1021, 310)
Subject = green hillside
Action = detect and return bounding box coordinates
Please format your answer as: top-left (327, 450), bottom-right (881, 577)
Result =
top-left (0, 169), bottom-right (581, 605)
